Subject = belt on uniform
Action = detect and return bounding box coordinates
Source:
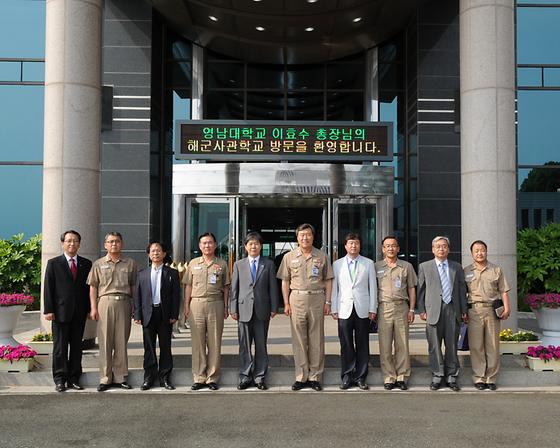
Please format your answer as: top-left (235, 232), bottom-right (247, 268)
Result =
top-left (101, 294), bottom-right (129, 301)
top-left (468, 302), bottom-right (493, 309)
top-left (152, 304), bottom-right (161, 308)
top-left (191, 296), bottom-right (223, 302)
top-left (292, 289), bottom-right (325, 294)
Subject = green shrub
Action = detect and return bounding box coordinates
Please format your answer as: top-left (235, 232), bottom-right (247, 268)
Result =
top-left (31, 332), bottom-right (53, 342)
top-left (0, 234), bottom-right (42, 311)
top-left (517, 223), bottom-right (560, 311)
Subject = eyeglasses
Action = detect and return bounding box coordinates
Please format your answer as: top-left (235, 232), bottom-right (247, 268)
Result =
top-left (106, 239), bottom-right (121, 245)
top-left (383, 244), bottom-right (398, 249)
top-left (433, 244), bottom-right (449, 249)
top-left (64, 239), bottom-right (79, 244)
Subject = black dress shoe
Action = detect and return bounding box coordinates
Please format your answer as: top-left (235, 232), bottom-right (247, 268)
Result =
top-left (487, 383), bottom-right (497, 391)
top-left (340, 380), bottom-right (352, 390)
top-left (191, 382), bottom-right (205, 390)
top-left (140, 381), bottom-right (152, 391)
top-left (117, 381), bottom-right (132, 390)
top-left (384, 382), bottom-right (395, 390)
top-left (67, 382), bottom-right (83, 391)
top-left (429, 382), bottom-right (441, 391)
top-left (448, 382), bottom-right (461, 392)
top-left (55, 383), bottom-right (66, 392)
top-left (474, 383), bottom-right (487, 391)
top-left (207, 382), bottom-right (219, 390)
top-left (291, 381), bottom-right (306, 391)
top-left (309, 381), bottom-right (322, 391)
top-left (395, 381), bottom-right (408, 391)
top-left (356, 379), bottom-right (369, 390)
top-left (97, 383), bottom-right (109, 392)
top-left (237, 380), bottom-right (252, 390)
top-left (162, 381), bottom-right (175, 390)
top-left (256, 382), bottom-right (268, 390)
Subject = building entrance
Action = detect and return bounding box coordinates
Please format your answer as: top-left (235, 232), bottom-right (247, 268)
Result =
top-left (172, 163), bottom-right (393, 267)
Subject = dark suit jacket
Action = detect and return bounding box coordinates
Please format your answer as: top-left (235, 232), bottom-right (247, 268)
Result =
top-left (230, 257), bottom-right (280, 322)
top-left (43, 254), bottom-right (92, 323)
top-left (417, 259), bottom-right (467, 325)
top-left (133, 265), bottom-right (180, 326)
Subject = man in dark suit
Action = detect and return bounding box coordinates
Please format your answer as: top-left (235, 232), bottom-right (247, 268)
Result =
top-left (230, 232), bottom-right (279, 390)
top-left (43, 230), bottom-right (92, 392)
top-left (417, 236), bottom-right (467, 391)
top-left (133, 240), bottom-right (180, 390)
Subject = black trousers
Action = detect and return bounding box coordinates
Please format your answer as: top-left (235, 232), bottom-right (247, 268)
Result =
top-left (337, 307), bottom-right (370, 382)
top-left (52, 316), bottom-right (87, 385)
top-left (142, 306), bottom-right (173, 383)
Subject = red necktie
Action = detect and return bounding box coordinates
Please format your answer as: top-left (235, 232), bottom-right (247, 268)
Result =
top-left (70, 258), bottom-right (77, 280)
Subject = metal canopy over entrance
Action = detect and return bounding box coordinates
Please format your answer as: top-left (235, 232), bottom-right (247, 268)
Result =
top-left (172, 163), bottom-right (393, 267)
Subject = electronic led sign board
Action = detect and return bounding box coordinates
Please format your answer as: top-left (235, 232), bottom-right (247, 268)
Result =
top-left (176, 120), bottom-right (393, 162)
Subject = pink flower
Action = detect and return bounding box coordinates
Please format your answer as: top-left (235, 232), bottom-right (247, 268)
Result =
top-left (524, 294), bottom-right (560, 310)
top-left (527, 345), bottom-right (560, 362)
top-left (0, 344), bottom-right (37, 362)
top-left (0, 293), bottom-right (34, 307)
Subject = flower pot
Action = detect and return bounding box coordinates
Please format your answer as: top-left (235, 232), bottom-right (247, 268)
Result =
top-left (526, 356), bottom-right (560, 372)
top-left (26, 341), bottom-right (53, 355)
top-left (500, 341), bottom-right (541, 355)
top-left (534, 307), bottom-right (560, 346)
top-left (0, 358), bottom-right (34, 373)
top-left (0, 305), bottom-right (25, 346)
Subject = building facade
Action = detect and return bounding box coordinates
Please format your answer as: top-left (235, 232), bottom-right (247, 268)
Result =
top-left (1, 0), bottom-right (559, 328)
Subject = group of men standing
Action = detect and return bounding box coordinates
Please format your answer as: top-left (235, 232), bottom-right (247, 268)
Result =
top-left (43, 226), bottom-right (510, 392)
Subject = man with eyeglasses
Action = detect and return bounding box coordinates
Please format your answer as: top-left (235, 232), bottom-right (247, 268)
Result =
top-left (374, 236), bottom-right (417, 391)
top-left (417, 236), bottom-right (467, 392)
top-left (43, 230), bottom-right (92, 392)
top-left (88, 232), bottom-right (138, 392)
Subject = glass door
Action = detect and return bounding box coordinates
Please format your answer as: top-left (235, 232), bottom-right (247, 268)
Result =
top-left (332, 198), bottom-right (377, 261)
top-left (185, 196), bottom-right (239, 271)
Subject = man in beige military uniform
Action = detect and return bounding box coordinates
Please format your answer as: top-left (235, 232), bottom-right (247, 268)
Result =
top-left (464, 240), bottom-right (511, 391)
top-left (88, 232), bottom-right (138, 391)
top-left (375, 236), bottom-right (417, 391)
top-left (277, 223), bottom-right (333, 391)
top-left (183, 232), bottom-right (230, 391)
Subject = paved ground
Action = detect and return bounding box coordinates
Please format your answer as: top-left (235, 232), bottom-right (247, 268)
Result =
top-left (0, 393), bottom-right (558, 448)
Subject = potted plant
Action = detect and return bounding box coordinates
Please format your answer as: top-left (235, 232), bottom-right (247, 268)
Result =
top-left (0, 344), bottom-right (37, 372)
top-left (517, 223), bottom-right (560, 346)
top-left (27, 332), bottom-right (54, 355)
top-left (0, 293), bottom-right (34, 346)
top-left (499, 328), bottom-right (540, 354)
top-left (525, 345), bottom-right (560, 371)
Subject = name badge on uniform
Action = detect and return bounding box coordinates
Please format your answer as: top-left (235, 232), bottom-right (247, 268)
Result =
top-left (193, 266), bottom-right (202, 270)
top-left (210, 274), bottom-right (217, 284)
top-left (394, 277), bottom-right (402, 288)
top-left (311, 265), bottom-right (320, 277)
top-left (466, 273), bottom-right (475, 281)
top-left (101, 265), bottom-right (111, 270)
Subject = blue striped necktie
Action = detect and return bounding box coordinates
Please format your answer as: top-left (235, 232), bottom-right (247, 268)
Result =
top-left (251, 259), bottom-right (257, 282)
top-left (439, 263), bottom-right (452, 304)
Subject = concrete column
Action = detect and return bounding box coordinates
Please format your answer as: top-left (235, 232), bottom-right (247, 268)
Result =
top-left (460, 0), bottom-right (517, 328)
top-left (41, 0), bottom-right (102, 329)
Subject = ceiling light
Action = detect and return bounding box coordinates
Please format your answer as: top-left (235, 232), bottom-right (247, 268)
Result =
top-left (353, 17), bottom-right (362, 23)
top-left (305, 27), bottom-right (314, 32)
top-left (256, 26), bottom-right (266, 31)
top-left (209, 15), bottom-right (218, 22)
top-left (307, 0), bottom-right (319, 3)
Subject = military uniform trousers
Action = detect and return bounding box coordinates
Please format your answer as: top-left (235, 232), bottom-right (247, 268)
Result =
top-left (468, 304), bottom-right (500, 384)
top-left (378, 301), bottom-right (411, 383)
top-left (97, 295), bottom-right (132, 384)
top-left (189, 297), bottom-right (224, 383)
top-left (289, 290), bottom-right (325, 382)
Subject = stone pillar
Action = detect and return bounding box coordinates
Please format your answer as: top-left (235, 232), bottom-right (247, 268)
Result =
top-left (460, 0), bottom-right (517, 328)
top-left (41, 0), bottom-right (102, 331)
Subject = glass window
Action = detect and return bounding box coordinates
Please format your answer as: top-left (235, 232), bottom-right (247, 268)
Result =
top-left (287, 91), bottom-right (324, 120)
top-left (0, 85), bottom-right (44, 161)
top-left (326, 63), bottom-right (364, 89)
top-left (166, 61), bottom-right (192, 87)
top-left (167, 36), bottom-right (192, 60)
top-left (544, 67), bottom-right (560, 87)
top-left (326, 92), bottom-right (363, 121)
top-left (517, 67), bottom-right (541, 87)
top-left (517, 91), bottom-right (560, 165)
top-left (286, 65), bottom-right (324, 90)
top-left (0, 61), bottom-right (21, 82)
top-left (0, 165), bottom-right (43, 239)
top-left (247, 64), bottom-right (284, 89)
top-left (518, 167), bottom-right (560, 228)
top-left (206, 91), bottom-right (244, 119)
top-left (207, 62), bottom-right (244, 89)
top-left (0, 1), bottom-right (45, 58)
top-left (247, 92), bottom-right (284, 120)
top-left (517, 7), bottom-right (560, 64)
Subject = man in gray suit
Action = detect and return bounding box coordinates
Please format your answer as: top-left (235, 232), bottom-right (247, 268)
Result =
top-left (230, 232), bottom-right (280, 390)
top-left (417, 236), bottom-right (467, 391)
